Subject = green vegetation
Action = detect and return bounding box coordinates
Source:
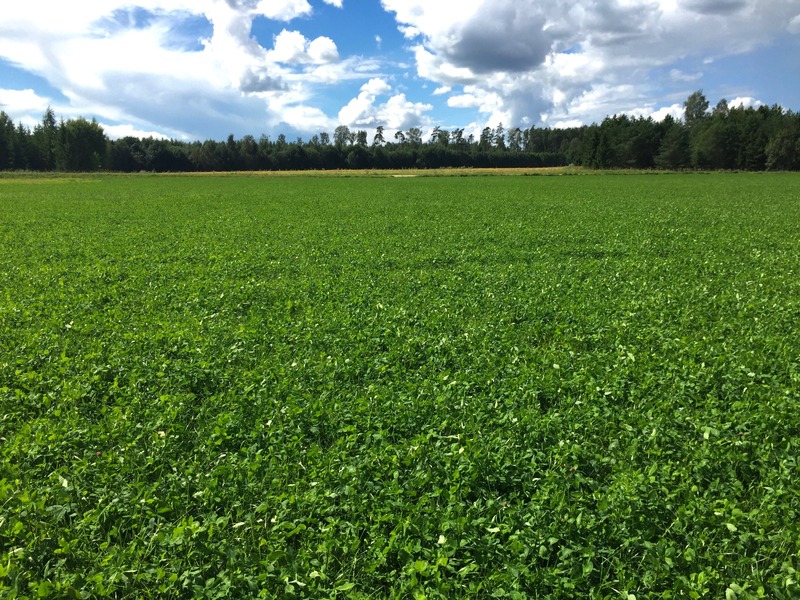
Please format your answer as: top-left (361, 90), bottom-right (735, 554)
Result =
top-left (2, 91), bottom-right (800, 173)
top-left (1, 172), bottom-right (799, 598)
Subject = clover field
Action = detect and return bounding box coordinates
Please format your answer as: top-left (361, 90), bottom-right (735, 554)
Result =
top-left (1, 172), bottom-right (799, 599)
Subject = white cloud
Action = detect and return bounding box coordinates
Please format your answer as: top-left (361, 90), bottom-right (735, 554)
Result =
top-left (552, 119), bottom-right (584, 129)
top-left (729, 96), bottom-right (763, 109)
top-left (447, 94), bottom-right (480, 108)
top-left (670, 69), bottom-right (703, 83)
top-left (254, 0), bottom-right (314, 21)
top-left (379, 94), bottom-right (434, 130)
top-left (337, 78), bottom-right (391, 125)
top-left (338, 79), bottom-right (432, 130)
top-left (0, 0), bottom-right (374, 139)
top-left (268, 30), bottom-right (339, 65)
top-left (279, 104), bottom-right (335, 131)
top-left (306, 56), bottom-right (382, 84)
top-left (362, 78), bottom-right (392, 96)
top-left (102, 123), bottom-right (171, 140)
top-left (269, 30), bottom-right (309, 63)
top-left (382, 0), bottom-right (797, 127)
top-left (788, 14), bottom-right (800, 34)
top-left (308, 36), bottom-right (339, 63)
top-left (413, 46), bottom-right (477, 85)
top-left (0, 88), bottom-right (50, 125)
top-left (447, 87), bottom-right (504, 115)
top-left (0, 0), bottom-right (795, 141)
top-left (381, 0), bottom-right (483, 41)
top-left (649, 103), bottom-right (685, 121)
top-left (542, 83), bottom-right (652, 126)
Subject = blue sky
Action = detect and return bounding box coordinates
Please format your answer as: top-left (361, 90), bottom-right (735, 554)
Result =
top-left (1, 0), bottom-right (798, 141)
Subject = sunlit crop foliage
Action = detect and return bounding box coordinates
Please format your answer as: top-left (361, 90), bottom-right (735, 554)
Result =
top-left (1, 172), bottom-right (799, 598)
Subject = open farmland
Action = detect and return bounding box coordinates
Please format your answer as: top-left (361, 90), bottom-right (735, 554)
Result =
top-left (1, 172), bottom-right (799, 598)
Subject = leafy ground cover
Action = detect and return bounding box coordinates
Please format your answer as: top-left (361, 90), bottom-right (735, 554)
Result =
top-left (1, 172), bottom-right (799, 599)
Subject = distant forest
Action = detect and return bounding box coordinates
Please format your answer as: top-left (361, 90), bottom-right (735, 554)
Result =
top-left (1, 91), bottom-right (799, 172)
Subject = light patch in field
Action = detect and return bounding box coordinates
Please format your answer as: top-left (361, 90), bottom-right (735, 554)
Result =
top-left (0, 177), bottom-right (101, 185)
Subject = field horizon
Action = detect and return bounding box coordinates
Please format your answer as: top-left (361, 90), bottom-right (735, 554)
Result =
top-left (6, 166), bottom-right (799, 181)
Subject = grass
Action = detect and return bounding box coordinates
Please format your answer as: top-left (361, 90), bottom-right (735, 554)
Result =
top-left (1, 172), bottom-right (799, 598)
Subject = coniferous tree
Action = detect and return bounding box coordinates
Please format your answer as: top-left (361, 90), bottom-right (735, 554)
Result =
top-left (34, 106), bottom-right (59, 170)
top-left (0, 111), bottom-right (15, 170)
top-left (3, 88), bottom-right (800, 173)
top-left (655, 118), bottom-right (691, 169)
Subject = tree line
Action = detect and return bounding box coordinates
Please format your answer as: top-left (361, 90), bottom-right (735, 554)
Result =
top-left (1, 91), bottom-right (798, 172)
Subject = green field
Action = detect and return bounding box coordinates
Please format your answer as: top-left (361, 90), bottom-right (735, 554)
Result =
top-left (1, 172), bottom-right (799, 598)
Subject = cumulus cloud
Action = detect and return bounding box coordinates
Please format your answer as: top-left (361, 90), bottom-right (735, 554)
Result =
top-left (267, 29), bottom-right (339, 64)
top-left (649, 103), bottom-right (685, 121)
top-left (362, 78), bottom-right (392, 96)
top-left (0, 88), bottom-right (51, 125)
top-left (239, 69), bottom-right (288, 92)
top-left (338, 78), bottom-right (432, 130)
top-left (0, 0), bottom-right (368, 139)
top-left (679, 0), bottom-right (749, 15)
top-left (439, 1), bottom-right (552, 73)
top-left (382, 0), bottom-right (797, 128)
top-left (447, 87), bottom-right (505, 118)
top-left (413, 46), bottom-right (477, 86)
top-left (447, 94), bottom-right (480, 109)
top-left (338, 79), bottom-right (389, 126)
top-left (268, 29), bottom-right (309, 63)
top-left (729, 96), bottom-right (763, 109)
top-left (0, 0), bottom-right (794, 141)
top-left (307, 36), bottom-right (340, 63)
top-left (278, 104), bottom-right (334, 131)
top-left (250, 0), bottom-right (313, 21)
top-left (378, 94), bottom-right (434, 130)
top-left (102, 123), bottom-right (171, 140)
